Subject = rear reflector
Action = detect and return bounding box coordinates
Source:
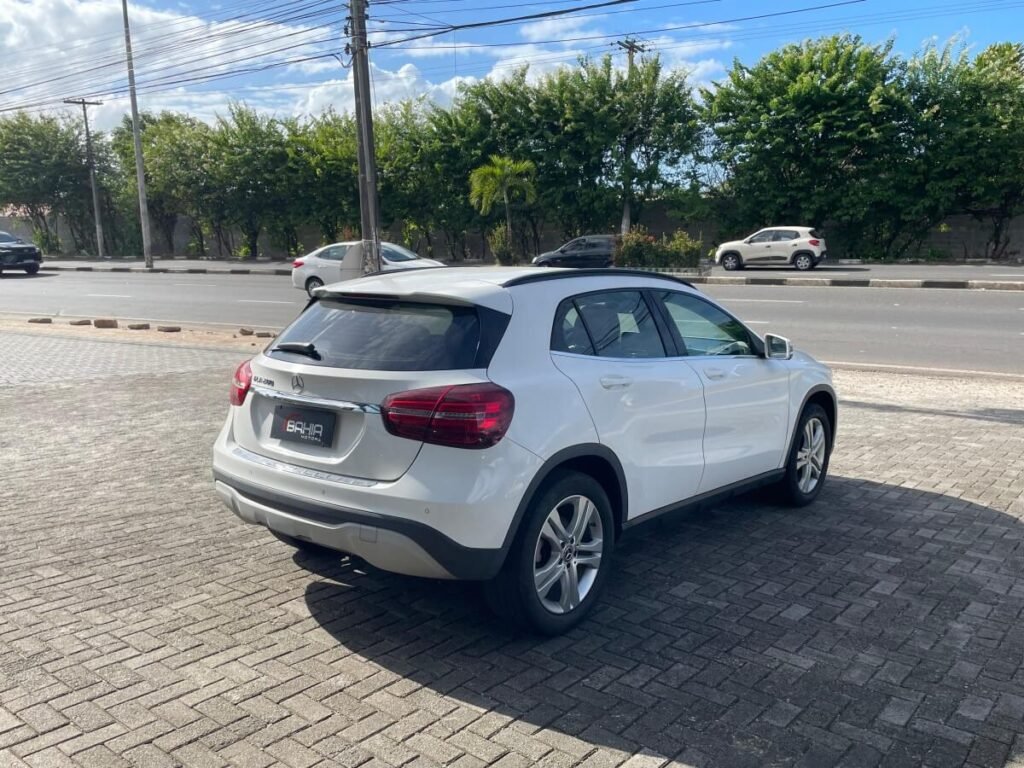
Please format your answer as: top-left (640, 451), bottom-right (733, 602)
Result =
top-left (292, 259), bottom-right (305, 268)
top-left (230, 360), bottom-right (252, 406)
top-left (808, 239), bottom-right (820, 246)
top-left (381, 383), bottom-right (515, 449)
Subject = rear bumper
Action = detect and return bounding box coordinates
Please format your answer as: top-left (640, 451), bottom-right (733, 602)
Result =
top-left (212, 417), bottom-right (543, 580)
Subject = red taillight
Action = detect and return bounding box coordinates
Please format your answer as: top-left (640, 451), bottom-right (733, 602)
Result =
top-left (292, 259), bottom-right (305, 268)
top-left (808, 239), bottom-right (821, 246)
top-left (381, 383), bottom-right (515, 449)
top-left (230, 360), bottom-right (252, 406)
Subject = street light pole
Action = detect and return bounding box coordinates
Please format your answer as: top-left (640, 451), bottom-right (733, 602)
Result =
top-left (120, 0), bottom-right (153, 269)
top-left (64, 98), bottom-right (105, 259)
top-left (348, 0), bottom-right (381, 273)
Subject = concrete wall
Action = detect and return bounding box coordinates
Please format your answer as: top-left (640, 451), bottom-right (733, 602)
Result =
top-left (5, 208), bottom-right (1022, 262)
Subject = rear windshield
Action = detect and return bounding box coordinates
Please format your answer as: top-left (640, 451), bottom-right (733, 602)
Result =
top-left (809, 229), bottom-right (822, 239)
top-left (269, 299), bottom-right (482, 370)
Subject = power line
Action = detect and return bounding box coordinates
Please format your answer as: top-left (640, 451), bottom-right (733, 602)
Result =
top-left (377, 0), bottom-right (867, 49)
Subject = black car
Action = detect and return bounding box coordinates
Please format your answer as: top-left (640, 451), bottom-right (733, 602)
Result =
top-left (0, 231), bottom-right (43, 275)
top-left (532, 234), bottom-right (617, 268)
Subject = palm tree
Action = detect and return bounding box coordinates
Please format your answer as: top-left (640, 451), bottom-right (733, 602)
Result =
top-left (468, 155), bottom-right (537, 249)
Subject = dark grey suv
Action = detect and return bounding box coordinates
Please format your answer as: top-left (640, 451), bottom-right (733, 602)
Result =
top-left (532, 235), bottom-right (617, 268)
top-left (0, 231), bottom-right (42, 275)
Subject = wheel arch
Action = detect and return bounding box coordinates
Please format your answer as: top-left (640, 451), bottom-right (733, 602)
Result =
top-left (791, 249), bottom-right (815, 263)
top-left (721, 250), bottom-right (743, 262)
top-left (501, 444), bottom-right (628, 554)
top-left (788, 385), bottom-right (837, 458)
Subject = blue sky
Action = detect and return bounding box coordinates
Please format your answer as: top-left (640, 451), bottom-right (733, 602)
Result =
top-left (1, 0), bottom-right (1021, 129)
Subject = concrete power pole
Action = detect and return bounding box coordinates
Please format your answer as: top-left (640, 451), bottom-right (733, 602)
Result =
top-left (348, 0), bottom-right (382, 273)
top-left (615, 38), bottom-right (648, 235)
top-left (120, 0), bottom-right (154, 269)
top-left (64, 98), bottom-right (105, 259)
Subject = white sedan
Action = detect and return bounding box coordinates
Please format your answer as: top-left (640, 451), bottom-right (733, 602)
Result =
top-left (291, 241), bottom-right (444, 296)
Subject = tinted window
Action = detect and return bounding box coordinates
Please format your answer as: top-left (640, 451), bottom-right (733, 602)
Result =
top-left (551, 300), bottom-right (595, 355)
top-left (809, 229), bottom-right (822, 239)
top-left (575, 291), bottom-right (665, 359)
top-left (383, 243), bottom-right (418, 262)
top-left (561, 238), bottom-right (584, 252)
top-left (748, 231), bottom-right (773, 244)
top-left (318, 245), bottom-right (347, 261)
top-left (0, 231), bottom-right (19, 243)
top-left (270, 299), bottom-right (481, 370)
top-left (773, 230), bottom-right (799, 241)
top-left (659, 292), bottom-right (753, 357)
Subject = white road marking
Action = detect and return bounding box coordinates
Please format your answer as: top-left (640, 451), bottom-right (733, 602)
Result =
top-left (991, 274), bottom-right (1024, 277)
top-left (745, 321), bottom-right (770, 325)
top-left (718, 298), bottom-right (805, 304)
top-left (87, 293), bottom-right (131, 298)
top-left (236, 300), bottom-right (297, 304)
top-left (172, 283), bottom-right (216, 287)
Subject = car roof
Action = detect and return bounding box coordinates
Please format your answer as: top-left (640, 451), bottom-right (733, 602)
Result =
top-left (318, 267), bottom-right (696, 313)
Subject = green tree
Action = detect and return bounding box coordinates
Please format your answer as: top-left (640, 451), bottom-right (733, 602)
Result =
top-left (0, 112), bottom-right (88, 253)
top-left (961, 43), bottom-right (1024, 258)
top-left (302, 109), bottom-right (360, 243)
top-left (468, 155), bottom-right (537, 260)
top-left (703, 35), bottom-right (914, 259)
top-left (212, 104), bottom-right (290, 259)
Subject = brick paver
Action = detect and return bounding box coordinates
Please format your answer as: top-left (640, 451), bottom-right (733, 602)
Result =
top-left (1, 335), bottom-right (1022, 767)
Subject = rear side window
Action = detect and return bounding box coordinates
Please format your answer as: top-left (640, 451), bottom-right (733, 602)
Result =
top-left (551, 291), bottom-right (666, 359)
top-left (270, 299), bottom-right (483, 370)
top-left (773, 230), bottom-right (799, 241)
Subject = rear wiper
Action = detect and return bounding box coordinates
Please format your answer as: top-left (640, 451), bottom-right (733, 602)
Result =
top-left (272, 341), bottom-right (321, 360)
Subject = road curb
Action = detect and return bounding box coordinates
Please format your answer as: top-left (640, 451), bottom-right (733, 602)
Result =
top-left (687, 275), bottom-right (1024, 291)
top-left (34, 264), bottom-right (1024, 289)
top-left (41, 265), bottom-right (292, 276)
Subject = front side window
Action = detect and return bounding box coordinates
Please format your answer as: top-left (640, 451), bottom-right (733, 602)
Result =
top-left (552, 291), bottom-right (665, 359)
top-left (748, 230), bottom-right (773, 244)
top-left (658, 292), bottom-right (753, 357)
top-left (562, 238), bottom-right (583, 252)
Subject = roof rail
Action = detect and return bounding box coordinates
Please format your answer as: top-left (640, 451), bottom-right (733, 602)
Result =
top-left (502, 268), bottom-right (695, 289)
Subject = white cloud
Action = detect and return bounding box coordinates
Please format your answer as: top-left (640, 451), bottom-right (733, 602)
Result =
top-left (519, 15), bottom-right (596, 43)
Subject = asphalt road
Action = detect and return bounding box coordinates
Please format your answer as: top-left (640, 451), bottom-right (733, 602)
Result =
top-left (2, 270), bottom-right (1022, 374)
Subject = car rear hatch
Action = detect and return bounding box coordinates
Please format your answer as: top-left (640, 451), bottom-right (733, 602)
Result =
top-left (232, 294), bottom-right (510, 482)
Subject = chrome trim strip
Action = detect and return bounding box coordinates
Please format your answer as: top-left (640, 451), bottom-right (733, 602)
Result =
top-left (231, 445), bottom-right (378, 488)
top-left (252, 385), bottom-right (382, 414)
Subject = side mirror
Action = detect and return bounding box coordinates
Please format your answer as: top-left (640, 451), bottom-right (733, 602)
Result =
top-left (764, 333), bottom-right (793, 360)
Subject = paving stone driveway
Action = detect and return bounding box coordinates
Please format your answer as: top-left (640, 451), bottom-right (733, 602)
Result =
top-left (1, 334), bottom-right (1022, 768)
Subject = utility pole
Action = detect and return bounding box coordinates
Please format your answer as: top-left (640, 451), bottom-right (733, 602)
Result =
top-left (347, 0), bottom-right (382, 273)
top-left (120, 0), bottom-right (153, 269)
top-left (64, 98), bottom-right (105, 259)
top-left (615, 38), bottom-right (648, 235)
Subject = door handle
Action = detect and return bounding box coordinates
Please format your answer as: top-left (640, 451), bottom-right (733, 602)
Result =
top-left (600, 375), bottom-right (633, 390)
top-left (703, 368), bottom-right (727, 380)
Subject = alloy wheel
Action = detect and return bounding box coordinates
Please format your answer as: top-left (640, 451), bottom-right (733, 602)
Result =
top-left (796, 417), bottom-right (826, 494)
top-left (533, 494), bottom-right (603, 614)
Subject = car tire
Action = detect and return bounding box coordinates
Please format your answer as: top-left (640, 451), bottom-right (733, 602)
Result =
top-left (24, 264), bottom-right (39, 275)
top-left (270, 529), bottom-right (335, 556)
top-left (483, 470), bottom-right (615, 635)
top-left (721, 253), bottom-right (742, 271)
top-left (793, 253), bottom-right (813, 271)
top-left (778, 403), bottom-right (832, 507)
top-left (305, 276), bottom-right (324, 297)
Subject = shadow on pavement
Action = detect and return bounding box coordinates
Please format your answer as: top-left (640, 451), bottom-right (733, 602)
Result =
top-left (0, 271), bottom-right (56, 280)
top-left (302, 477), bottom-right (1024, 766)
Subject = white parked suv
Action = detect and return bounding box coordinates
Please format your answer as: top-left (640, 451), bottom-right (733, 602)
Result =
top-left (292, 241), bottom-right (444, 296)
top-left (213, 268), bottom-right (836, 634)
top-left (715, 227), bottom-right (827, 271)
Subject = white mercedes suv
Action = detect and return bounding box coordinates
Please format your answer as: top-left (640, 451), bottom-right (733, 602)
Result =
top-left (213, 268), bottom-right (836, 634)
